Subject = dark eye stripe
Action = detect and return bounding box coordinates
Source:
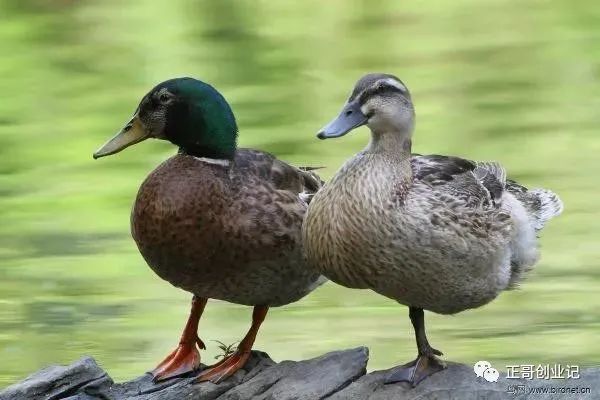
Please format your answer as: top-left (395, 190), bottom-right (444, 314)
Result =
top-left (358, 84), bottom-right (406, 104)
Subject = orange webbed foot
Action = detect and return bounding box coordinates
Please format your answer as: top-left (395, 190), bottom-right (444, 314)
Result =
top-left (151, 336), bottom-right (205, 381)
top-left (193, 349), bottom-right (251, 384)
top-left (192, 305), bottom-right (267, 384)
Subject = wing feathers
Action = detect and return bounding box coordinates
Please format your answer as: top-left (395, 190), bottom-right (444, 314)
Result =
top-left (413, 155), bottom-right (562, 230)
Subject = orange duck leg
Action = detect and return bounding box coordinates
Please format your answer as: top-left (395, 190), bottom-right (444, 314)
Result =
top-left (152, 296), bottom-right (208, 381)
top-left (195, 305), bottom-right (268, 384)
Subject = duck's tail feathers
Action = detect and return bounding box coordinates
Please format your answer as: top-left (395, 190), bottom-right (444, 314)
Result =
top-left (527, 188), bottom-right (564, 230)
top-left (298, 166), bottom-right (325, 188)
top-left (296, 166), bottom-right (325, 205)
top-left (299, 166), bottom-right (325, 171)
top-left (505, 180), bottom-right (563, 231)
top-left (503, 185), bottom-right (562, 289)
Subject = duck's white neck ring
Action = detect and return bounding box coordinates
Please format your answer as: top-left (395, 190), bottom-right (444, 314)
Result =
top-left (193, 156), bottom-right (231, 167)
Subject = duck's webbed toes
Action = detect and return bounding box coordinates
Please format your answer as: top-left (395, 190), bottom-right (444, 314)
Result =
top-left (429, 346), bottom-right (443, 356)
top-left (385, 354), bottom-right (446, 387)
top-left (193, 350), bottom-right (251, 384)
top-left (151, 341), bottom-right (202, 381)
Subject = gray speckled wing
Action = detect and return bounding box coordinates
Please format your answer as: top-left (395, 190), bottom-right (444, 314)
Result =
top-left (410, 153), bottom-right (563, 290)
top-left (410, 154), bottom-right (563, 228)
top-left (411, 154), bottom-right (503, 209)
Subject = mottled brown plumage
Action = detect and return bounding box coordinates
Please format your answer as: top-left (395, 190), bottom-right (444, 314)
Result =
top-left (132, 150), bottom-right (323, 307)
top-left (304, 73), bottom-right (562, 386)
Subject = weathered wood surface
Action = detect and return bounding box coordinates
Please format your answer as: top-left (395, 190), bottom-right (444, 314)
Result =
top-left (1, 348), bottom-right (598, 399)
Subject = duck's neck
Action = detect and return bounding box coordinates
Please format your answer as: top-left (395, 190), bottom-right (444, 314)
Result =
top-left (365, 130), bottom-right (412, 160)
top-left (178, 145), bottom-right (235, 161)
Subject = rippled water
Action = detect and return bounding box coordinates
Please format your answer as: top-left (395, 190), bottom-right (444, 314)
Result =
top-left (1, 0), bottom-right (599, 387)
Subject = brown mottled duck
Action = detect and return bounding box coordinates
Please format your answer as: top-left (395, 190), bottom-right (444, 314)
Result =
top-left (303, 73), bottom-right (563, 386)
top-left (93, 77), bottom-right (324, 383)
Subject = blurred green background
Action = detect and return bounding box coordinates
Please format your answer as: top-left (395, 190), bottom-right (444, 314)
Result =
top-left (1, 0), bottom-right (599, 387)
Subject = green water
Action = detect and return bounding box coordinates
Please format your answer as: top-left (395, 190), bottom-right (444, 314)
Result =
top-left (1, 0), bottom-right (599, 387)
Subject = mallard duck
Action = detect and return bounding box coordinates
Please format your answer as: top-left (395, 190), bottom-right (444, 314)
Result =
top-left (302, 73), bottom-right (563, 386)
top-left (93, 77), bottom-right (324, 383)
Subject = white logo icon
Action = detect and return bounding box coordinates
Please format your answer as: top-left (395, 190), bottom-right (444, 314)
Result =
top-left (474, 361), bottom-right (499, 383)
top-left (483, 367), bottom-right (500, 382)
top-left (474, 361), bottom-right (492, 378)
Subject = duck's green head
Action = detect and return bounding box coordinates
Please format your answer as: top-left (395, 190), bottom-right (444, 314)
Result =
top-left (317, 73), bottom-right (414, 139)
top-left (94, 77), bottom-right (238, 160)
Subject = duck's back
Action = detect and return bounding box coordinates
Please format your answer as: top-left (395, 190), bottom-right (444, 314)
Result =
top-left (132, 150), bottom-right (323, 306)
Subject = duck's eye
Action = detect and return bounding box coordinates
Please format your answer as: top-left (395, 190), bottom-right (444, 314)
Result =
top-left (158, 93), bottom-right (171, 104)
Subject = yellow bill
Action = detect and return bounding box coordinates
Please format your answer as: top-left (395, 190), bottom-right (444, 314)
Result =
top-left (93, 114), bottom-right (149, 159)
